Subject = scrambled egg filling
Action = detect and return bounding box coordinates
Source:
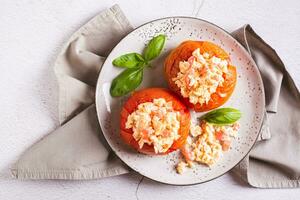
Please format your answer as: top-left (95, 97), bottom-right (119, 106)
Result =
top-left (176, 121), bottom-right (239, 174)
top-left (173, 48), bottom-right (229, 105)
top-left (125, 98), bottom-right (181, 154)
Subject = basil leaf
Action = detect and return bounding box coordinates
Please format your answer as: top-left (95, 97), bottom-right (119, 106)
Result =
top-left (112, 53), bottom-right (145, 68)
top-left (110, 67), bottom-right (143, 97)
top-left (143, 34), bottom-right (166, 61)
top-left (201, 108), bottom-right (241, 125)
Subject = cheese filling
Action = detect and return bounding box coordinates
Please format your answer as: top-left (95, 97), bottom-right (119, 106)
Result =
top-left (176, 121), bottom-right (239, 174)
top-left (125, 98), bottom-right (181, 154)
top-left (173, 48), bottom-right (229, 105)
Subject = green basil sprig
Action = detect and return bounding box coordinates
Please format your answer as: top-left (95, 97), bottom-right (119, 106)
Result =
top-left (143, 34), bottom-right (166, 61)
top-left (110, 34), bottom-right (166, 97)
top-left (110, 67), bottom-right (143, 97)
top-left (201, 108), bottom-right (242, 125)
top-left (112, 53), bottom-right (145, 68)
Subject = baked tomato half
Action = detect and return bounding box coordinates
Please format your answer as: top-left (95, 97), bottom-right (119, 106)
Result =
top-left (120, 88), bottom-right (190, 155)
top-left (164, 41), bottom-right (237, 112)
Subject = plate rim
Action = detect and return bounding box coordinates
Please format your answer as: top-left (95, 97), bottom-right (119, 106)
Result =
top-left (95, 16), bottom-right (266, 186)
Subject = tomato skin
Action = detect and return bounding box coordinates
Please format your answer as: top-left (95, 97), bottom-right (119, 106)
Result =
top-left (164, 41), bottom-right (237, 112)
top-left (120, 88), bottom-right (191, 155)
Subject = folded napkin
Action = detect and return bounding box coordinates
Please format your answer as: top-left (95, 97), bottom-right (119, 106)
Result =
top-left (12, 5), bottom-right (300, 188)
top-left (232, 26), bottom-right (300, 188)
top-left (11, 4), bottom-right (131, 179)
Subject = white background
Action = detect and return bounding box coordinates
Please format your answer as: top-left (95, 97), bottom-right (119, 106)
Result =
top-left (0, 0), bottom-right (300, 199)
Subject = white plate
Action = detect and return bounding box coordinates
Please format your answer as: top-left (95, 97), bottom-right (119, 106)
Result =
top-left (95, 17), bottom-right (265, 185)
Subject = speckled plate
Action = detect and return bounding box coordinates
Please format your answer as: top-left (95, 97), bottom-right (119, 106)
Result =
top-left (95, 17), bottom-right (265, 185)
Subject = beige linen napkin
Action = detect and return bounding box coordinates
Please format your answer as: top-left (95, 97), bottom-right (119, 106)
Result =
top-left (232, 25), bottom-right (300, 188)
top-left (11, 4), bottom-right (131, 180)
top-left (12, 5), bottom-right (300, 187)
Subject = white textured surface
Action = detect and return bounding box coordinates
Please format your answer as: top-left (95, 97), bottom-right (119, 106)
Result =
top-left (0, 0), bottom-right (299, 199)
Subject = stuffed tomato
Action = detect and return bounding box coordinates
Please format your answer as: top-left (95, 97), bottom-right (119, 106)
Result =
top-left (120, 88), bottom-right (190, 155)
top-left (164, 41), bottom-right (237, 112)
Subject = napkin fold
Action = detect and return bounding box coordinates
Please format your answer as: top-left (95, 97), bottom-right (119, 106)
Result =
top-left (11, 5), bottom-right (300, 188)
